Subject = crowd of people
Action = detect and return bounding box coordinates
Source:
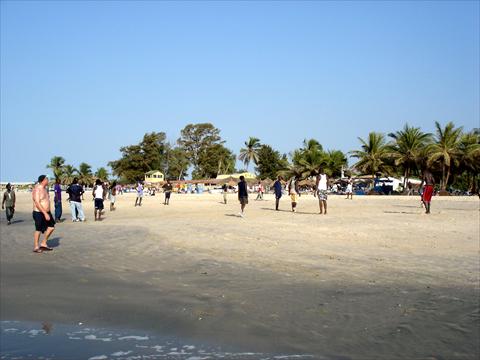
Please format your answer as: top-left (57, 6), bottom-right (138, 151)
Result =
top-left (1, 167), bottom-right (438, 253)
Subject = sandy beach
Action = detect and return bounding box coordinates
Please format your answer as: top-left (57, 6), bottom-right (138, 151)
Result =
top-left (1, 192), bottom-right (479, 359)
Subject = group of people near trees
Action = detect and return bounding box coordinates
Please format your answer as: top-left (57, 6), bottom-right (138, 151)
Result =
top-left (0, 163), bottom-right (438, 253)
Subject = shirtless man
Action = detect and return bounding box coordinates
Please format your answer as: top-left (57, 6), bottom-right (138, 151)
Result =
top-left (420, 169), bottom-right (435, 214)
top-left (32, 175), bottom-right (55, 253)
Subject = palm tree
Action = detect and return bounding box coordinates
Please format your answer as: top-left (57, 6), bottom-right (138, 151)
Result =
top-left (78, 162), bottom-right (93, 186)
top-left (387, 124), bottom-right (432, 188)
top-left (47, 156), bottom-right (66, 180)
top-left (427, 122), bottom-right (463, 190)
top-left (350, 132), bottom-right (389, 180)
top-left (291, 138), bottom-right (324, 177)
top-left (323, 150), bottom-right (348, 178)
top-left (61, 165), bottom-right (78, 184)
top-left (95, 167), bottom-right (109, 181)
top-left (457, 129), bottom-right (480, 193)
top-left (238, 137), bottom-right (261, 172)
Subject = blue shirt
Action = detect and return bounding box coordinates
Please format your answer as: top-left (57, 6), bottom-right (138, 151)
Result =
top-left (273, 180), bottom-right (283, 197)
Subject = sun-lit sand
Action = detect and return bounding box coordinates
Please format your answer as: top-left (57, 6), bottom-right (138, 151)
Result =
top-left (1, 192), bottom-right (479, 358)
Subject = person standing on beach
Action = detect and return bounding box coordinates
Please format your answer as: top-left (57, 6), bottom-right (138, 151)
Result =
top-left (53, 178), bottom-right (63, 222)
top-left (238, 176), bottom-right (248, 217)
top-left (315, 170), bottom-right (328, 214)
top-left (109, 181), bottom-right (117, 211)
top-left (255, 181), bottom-right (264, 200)
top-left (93, 179), bottom-right (106, 221)
top-left (288, 175), bottom-right (300, 212)
top-left (273, 176), bottom-right (283, 211)
top-left (66, 177), bottom-right (86, 222)
top-left (163, 180), bottom-right (173, 205)
top-left (32, 175), bottom-right (55, 253)
top-left (135, 181), bottom-right (144, 206)
top-left (2, 183), bottom-right (16, 225)
top-left (345, 177), bottom-right (353, 200)
top-left (406, 181), bottom-right (414, 196)
top-left (222, 183), bottom-right (228, 204)
top-left (420, 169), bottom-right (435, 214)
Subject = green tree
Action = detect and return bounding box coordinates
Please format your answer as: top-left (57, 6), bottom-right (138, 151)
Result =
top-left (95, 167), bottom-right (109, 181)
top-left (387, 124), bottom-right (432, 188)
top-left (454, 129), bottom-right (480, 192)
top-left (323, 150), bottom-right (348, 178)
top-left (140, 132), bottom-right (168, 172)
top-left (238, 137), bottom-right (261, 172)
top-left (109, 144), bottom-right (149, 183)
top-left (109, 132), bottom-right (169, 183)
top-left (47, 156), bottom-right (66, 180)
top-left (166, 146), bottom-right (190, 180)
top-left (193, 144), bottom-right (236, 179)
top-left (427, 122), bottom-right (463, 190)
top-left (290, 138), bottom-right (324, 178)
top-left (350, 132), bottom-right (389, 178)
top-left (255, 145), bottom-right (289, 180)
top-left (177, 123), bottom-right (224, 170)
top-left (61, 164), bottom-right (78, 184)
top-left (78, 162), bottom-right (93, 186)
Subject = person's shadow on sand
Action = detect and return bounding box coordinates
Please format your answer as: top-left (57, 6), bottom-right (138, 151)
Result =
top-left (225, 214), bottom-right (243, 218)
top-left (260, 207), bottom-right (317, 215)
top-left (9, 219), bottom-right (24, 224)
top-left (46, 237), bottom-right (61, 248)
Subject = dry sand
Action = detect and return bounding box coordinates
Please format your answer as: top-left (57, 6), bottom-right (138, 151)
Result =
top-left (1, 192), bottom-right (479, 359)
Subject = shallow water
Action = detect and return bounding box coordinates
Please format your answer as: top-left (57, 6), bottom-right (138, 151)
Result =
top-left (0, 321), bottom-right (319, 360)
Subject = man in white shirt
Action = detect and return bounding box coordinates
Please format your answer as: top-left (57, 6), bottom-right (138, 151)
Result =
top-left (315, 169), bottom-right (329, 215)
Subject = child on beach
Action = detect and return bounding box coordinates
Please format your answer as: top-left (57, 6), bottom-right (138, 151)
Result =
top-left (222, 183), bottom-right (228, 204)
top-left (109, 181), bottom-right (117, 211)
top-left (135, 182), bottom-right (144, 207)
top-left (288, 176), bottom-right (300, 212)
top-left (345, 177), bottom-right (353, 200)
top-left (255, 182), bottom-right (264, 200)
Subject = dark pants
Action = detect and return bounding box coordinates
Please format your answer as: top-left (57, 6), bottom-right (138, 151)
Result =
top-left (6, 207), bottom-right (14, 221)
top-left (54, 201), bottom-right (62, 220)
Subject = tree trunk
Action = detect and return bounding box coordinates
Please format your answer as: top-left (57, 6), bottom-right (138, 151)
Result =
top-left (444, 167), bottom-right (450, 191)
top-left (442, 165), bottom-right (446, 190)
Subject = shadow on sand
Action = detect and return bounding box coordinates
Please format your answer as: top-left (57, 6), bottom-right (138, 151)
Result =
top-left (47, 237), bottom-right (61, 248)
top-left (260, 208), bottom-right (320, 215)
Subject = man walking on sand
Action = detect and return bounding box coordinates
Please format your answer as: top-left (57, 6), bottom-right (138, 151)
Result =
top-left (32, 175), bottom-right (55, 253)
top-left (163, 180), bottom-right (173, 205)
top-left (273, 176), bottom-right (283, 211)
top-left (2, 183), bottom-right (16, 225)
top-left (53, 178), bottom-right (63, 222)
top-left (238, 175), bottom-right (248, 217)
top-left (93, 179), bottom-right (106, 221)
top-left (66, 177), bottom-right (86, 222)
top-left (420, 169), bottom-right (435, 214)
top-left (315, 170), bottom-right (328, 214)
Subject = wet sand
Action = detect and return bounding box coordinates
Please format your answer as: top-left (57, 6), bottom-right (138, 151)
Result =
top-left (1, 192), bottom-right (479, 359)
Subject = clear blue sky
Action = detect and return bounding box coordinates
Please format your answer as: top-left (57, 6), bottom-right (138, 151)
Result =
top-left (1, 0), bottom-right (479, 182)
